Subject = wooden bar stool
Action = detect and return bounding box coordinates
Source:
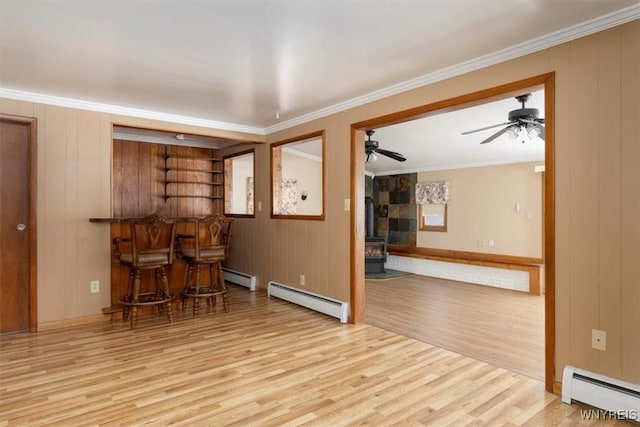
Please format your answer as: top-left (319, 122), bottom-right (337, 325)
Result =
top-left (176, 215), bottom-right (233, 318)
top-left (112, 213), bottom-right (177, 329)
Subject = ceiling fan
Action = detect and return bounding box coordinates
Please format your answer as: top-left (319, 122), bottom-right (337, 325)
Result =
top-left (462, 93), bottom-right (545, 144)
top-left (365, 130), bottom-right (406, 163)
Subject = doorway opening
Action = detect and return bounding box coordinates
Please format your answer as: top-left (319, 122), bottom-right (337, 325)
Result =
top-left (350, 73), bottom-right (555, 391)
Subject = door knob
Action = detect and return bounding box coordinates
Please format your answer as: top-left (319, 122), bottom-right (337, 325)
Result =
top-left (16, 223), bottom-right (26, 232)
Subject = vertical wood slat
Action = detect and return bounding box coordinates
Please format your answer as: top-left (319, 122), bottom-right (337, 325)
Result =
top-left (596, 27), bottom-right (622, 378)
top-left (619, 22), bottom-right (640, 381)
top-left (568, 37), bottom-right (600, 373)
top-left (224, 158), bottom-right (232, 213)
top-left (109, 139), bottom-right (220, 308)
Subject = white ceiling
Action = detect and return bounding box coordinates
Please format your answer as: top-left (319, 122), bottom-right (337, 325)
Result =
top-left (367, 89), bottom-right (546, 175)
top-left (1, 1), bottom-right (638, 171)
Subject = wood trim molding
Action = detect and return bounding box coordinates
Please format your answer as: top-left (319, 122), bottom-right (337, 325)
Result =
top-left (350, 128), bottom-right (365, 323)
top-left (553, 381), bottom-right (562, 395)
top-left (388, 245), bottom-right (543, 267)
top-left (38, 314), bottom-right (112, 332)
top-left (543, 73), bottom-right (556, 394)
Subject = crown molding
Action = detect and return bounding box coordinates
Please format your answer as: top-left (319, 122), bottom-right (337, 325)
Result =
top-left (265, 4), bottom-right (640, 134)
top-left (1, 4), bottom-right (637, 137)
top-left (0, 88), bottom-right (265, 136)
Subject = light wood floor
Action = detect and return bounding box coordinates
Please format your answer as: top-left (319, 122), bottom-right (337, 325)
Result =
top-left (0, 285), bottom-right (630, 426)
top-left (366, 275), bottom-right (545, 381)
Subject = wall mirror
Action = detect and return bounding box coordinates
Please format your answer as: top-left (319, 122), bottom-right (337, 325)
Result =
top-left (224, 149), bottom-right (255, 217)
top-left (271, 130), bottom-right (325, 220)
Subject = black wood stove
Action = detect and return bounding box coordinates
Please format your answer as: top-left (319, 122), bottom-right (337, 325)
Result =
top-left (365, 196), bottom-right (387, 273)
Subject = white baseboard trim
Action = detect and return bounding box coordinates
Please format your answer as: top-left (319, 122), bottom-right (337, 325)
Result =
top-left (223, 268), bottom-right (257, 291)
top-left (386, 255), bottom-right (529, 292)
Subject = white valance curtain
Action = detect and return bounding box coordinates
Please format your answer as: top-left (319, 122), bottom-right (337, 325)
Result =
top-left (415, 180), bottom-right (450, 205)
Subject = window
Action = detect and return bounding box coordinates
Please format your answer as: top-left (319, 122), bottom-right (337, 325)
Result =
top-left (419, 203), bottom-right (447, 232)
top-left (223, 150), bottom-right (255, 217)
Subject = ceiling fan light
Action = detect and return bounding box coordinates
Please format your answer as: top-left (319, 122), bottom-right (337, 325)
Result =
top-left (506, 126), bottom-right (520, 140)
top-left (365, 151), bottom-right (378, 163)
top-left (527, 124), bottom-right (541, 140)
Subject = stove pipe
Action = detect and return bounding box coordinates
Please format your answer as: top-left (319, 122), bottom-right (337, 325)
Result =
top-left (365, 196), bottom-right (375, 238)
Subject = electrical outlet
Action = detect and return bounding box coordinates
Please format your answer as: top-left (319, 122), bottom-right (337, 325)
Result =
top-left (257, 201), bottom-right (262, 211)
top-left (300, 275), bottom-right (305, 286)
top-left (90, 280), bottom-right (100, 293)
top-left (344, 199), bottom-right (350, 211)
top-left (592, 329), bottom-right (606, 351)
top-left (477, 240), bottom-right (484, 247)
top-left (488, 240), bottom-right (495, 247)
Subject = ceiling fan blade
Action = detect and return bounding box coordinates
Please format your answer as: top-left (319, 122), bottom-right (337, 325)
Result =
top-left (375, 148), bottom-right (407, 162)
top-left (461, 121), bottom-right (513, 135)
top-left (479, 125), bottom-right (511, 144)
top-left (534, 124), bottom-right (545, 140)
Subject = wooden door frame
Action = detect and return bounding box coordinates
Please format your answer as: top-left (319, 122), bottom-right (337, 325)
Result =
top-left (349, 73), bottom-right (556, 392)
top-left (0, 114), bottom-right (38, 332)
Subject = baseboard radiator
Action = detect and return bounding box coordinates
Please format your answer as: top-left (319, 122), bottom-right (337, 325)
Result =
top-left (223, 268), bottom-right (256, 291)
top-left (267, 281), bottom-right (349, 323)
top-left (562, 365), bottom-right (640, 417)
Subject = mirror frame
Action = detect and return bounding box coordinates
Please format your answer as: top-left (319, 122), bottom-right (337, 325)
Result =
top-left (270, 130), bottom-right (325, 220)
top-left (223, 148), bottom-right (256, 218)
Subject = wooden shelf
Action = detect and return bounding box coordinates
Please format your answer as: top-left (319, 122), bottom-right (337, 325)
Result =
top-left (166, 168), bottom-right (222, 174)
top-left (165, 181), bottom-right (221, 186)
top-left (165, 195), bottom-right (222, 200)
top-left (166, 155), bottom-right (222, 161)
top-left (163, 149), bottom-right (223, 203)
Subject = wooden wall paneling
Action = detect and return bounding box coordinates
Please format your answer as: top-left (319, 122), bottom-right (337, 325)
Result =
top-left (113, 140), bottom-right (138, 305)
top-left (77, 111), bottom-right (105, 314)
top-left (137, 141), bottom-right (152, 216)
top-left (568, 37), bottom-right (600, 372)
top-left (110, 140), bottom-right (123, 306)
top-left (619, 22), bottom-right (640, 382)
top-left (64, 110), bottom-right (79, 316)
top-left (112, 140), bottom-right (123, 218)
top-left (120, 141), bottom-right (139, 217)
top-left (597, 27), bottom-right (622, 378)
top-left (42, 106), bottom-right (68, 321)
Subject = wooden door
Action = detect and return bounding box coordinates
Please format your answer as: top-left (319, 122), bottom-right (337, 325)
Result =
top-left (0, 116), bottom-right (36, 333)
